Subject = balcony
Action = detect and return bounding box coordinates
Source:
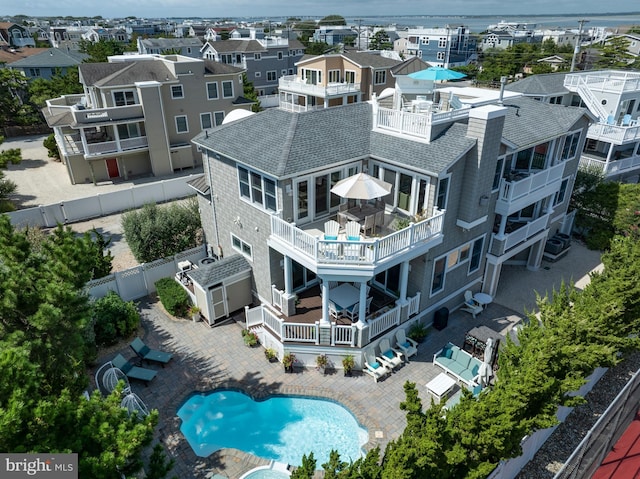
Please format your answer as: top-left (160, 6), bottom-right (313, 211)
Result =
top-left (495, 163), bottom-right (565, 216)
top-left (72, 104), bottom-right (144, 126)
top-left (490, 214), bottom-right (550, 256)
top-left (269, 210), bottom-right (444, 273)
top-left (587, 122), bottom-right (640, 145)
top-left (373, 105), bottom-right (470, 141)
top-left (579, 153), bottom-right (640, 177)
top-left (564, 71), bottom-right (640, 95)
top-left (278, 75), bottom-right (361, 98)
top-left (61, 133), bottom-right (149, 159)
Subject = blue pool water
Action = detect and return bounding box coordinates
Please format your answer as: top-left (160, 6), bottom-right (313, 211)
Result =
top-left (177, 390), bottom-right (368, 465)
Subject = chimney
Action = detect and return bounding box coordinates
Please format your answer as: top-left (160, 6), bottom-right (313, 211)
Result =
top-left (497, 76), bottom-right (508, 106)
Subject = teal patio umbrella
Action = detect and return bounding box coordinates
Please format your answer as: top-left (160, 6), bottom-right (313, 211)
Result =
top-left (408, 66), bottom-right (467, 81)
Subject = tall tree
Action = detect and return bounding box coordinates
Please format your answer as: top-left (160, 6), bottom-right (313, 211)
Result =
top-left (79, 38), bottom-right (125, 63)
top-left (369, 30), bottom-right (392, 50)
top-left (596, 36), bottom-right (635, 69)
top-left (28, 67), bottom-right (83, 108)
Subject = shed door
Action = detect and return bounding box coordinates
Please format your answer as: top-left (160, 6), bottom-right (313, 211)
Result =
top-left (210, 284), bottom-right (227, 320)
top-left (106, 158), bottom-right (119, 178)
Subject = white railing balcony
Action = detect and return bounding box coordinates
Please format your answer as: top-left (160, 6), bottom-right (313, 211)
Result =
top-left (72, 104), bottom-right (144, 125)
top-left (407, 292), bottom-right (421, 316)
top-left (564, 71), bottom-right (640, 95)
top-left (588, 122), bottom-right (640, 145)
top-left (331, 323), bottom-right (356, 346)
top-left (579, 153), bottom-right (640, 177)
top-left (496, 163), bottom-right (565, 216)
top-left (84, 136), bottom-right (148, 158)
top-left (279, 101), bottom-right (324, 113)
top-left (374, 106), bottom-right (470, 140)
top-left (490, 214), bottom-right (550, 255)
top-left (367, 304), bottom-right (401, 338)
top-left (270, 210), bottom-right (444, 269)
top-left (278, 75), bottom-right (361, 98)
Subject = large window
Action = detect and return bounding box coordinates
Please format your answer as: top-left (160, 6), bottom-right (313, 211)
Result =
top-left (222, 80), bottom-right (234, 98)
top-left (431, 236), bottom-right (485, 295)
top-left (206, 82), bottom-right (218, 100)
top-left (113, 90), bottom-right (136, 106)
top-left (214, 111), bottom-right (225, 126)
top-left (561, 131), bottom-right (581, 161)
top-left (328, 69), bottom-right (340, 83)
top-left (493, 157), bottom-right (505, 191)
top-left (436, 177), bottom-right (449, 210)
top-left (171, 85), bottom-right (184, 99)
top-left (175, 116), bottom-right (188, 133)
top-left (371, 162), bottom-right (430, 215)
top-left (237, 166), bottom-right (277, 212)
top-left (231, 234), bottom-right (253, 260)
top-left (553, 177), bottom-right (570, 206)
top-left (345, 70), bottom-right (355, 83)
top-left (117, 123), bottom-right (141, 139)
top-left (515, 142), bottom-right (550, 170)
top-left (374, 70), bottom-right (386, 84)
top-left (267, 71), bottom-right (277, 82)
top-left (431, 257), bottom-right (446, 294)
top-left (468, 237), bottom-right (484, 273)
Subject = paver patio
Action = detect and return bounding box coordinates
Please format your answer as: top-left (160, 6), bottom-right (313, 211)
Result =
top-left (97, 297), bottom-right (524, 478)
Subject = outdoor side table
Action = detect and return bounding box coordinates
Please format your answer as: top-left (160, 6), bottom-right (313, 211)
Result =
top-left (426, 373), bottom-right (457, 402)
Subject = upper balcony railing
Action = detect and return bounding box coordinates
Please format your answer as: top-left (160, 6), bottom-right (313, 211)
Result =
top-left (497, 162), bottom-right (565, 205)
top-left (278, 75), bottom-right (361, 98)
top-left (374, 106), bottom-right (470, 140)
top-left (579, 153), bottom-right (640, 177)
top-left (490, 214), bottom-right (550, 256)
top-left (588, 122), bottom-right (640, 145)
top-left (564, 71), bottom-right (640, 94)
top-left (270, 210), bottom-right (444, 268)
top-left (72, 104), bottom-right (144, 125)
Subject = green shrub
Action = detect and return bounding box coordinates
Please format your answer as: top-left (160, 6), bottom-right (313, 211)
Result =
top-left (407, 321), bottom-right (428, 343)
top-left (43, 133), bottom-right (60, 159)
top-left (92, 291), bottom-right (140, 346)
top-left (155, 277), bottom-right (189, 317)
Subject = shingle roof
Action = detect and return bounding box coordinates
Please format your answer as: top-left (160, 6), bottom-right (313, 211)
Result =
top-left (500, 96), bottom-right (589, 148)
top-left (203, 60), bottom-right (245, 75)
top-left (6, 48), bottom-right (87, 68)
top-left (193, 102), bottom-right (476, 178)
top-left (188, 254), bottom-right (251, 287)
top-left (205, 39), bottom-right (265, 53)
top-left (371, 123), bottom-right (476, 176)
top-left (505, 72), bottom-right (568, 96)
top-left (186, 175), bottom-right (210, 195)
top-left (79, 61), bottom-right (175, 86)
top-left (140, 37), bottom-right (203, 49)
top-left (341, 52), bottom-right (403, 69)
top-left (0, 47), bottom-right (48, 64)
top-left (390, 56), bottom-right (432, 76)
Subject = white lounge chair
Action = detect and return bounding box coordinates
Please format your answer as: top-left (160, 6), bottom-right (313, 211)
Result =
top-left (345, 221), bottom-right (361, 241)
top-left (363, 348), bottom-right (390, 382)
top-left (324, 220), bottom-right (340, 240)
top-left (461, 290), bottom-right (483, 318)
top-left (395, 329), bottom-right (418, 362)
top-left (377, 338), bottom-right (403, 370)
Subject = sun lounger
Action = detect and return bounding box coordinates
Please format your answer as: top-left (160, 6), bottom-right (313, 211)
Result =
top-left (112, 354), bottom-right (157, 384)
top-left (130, 338), bottom-right (173, 366)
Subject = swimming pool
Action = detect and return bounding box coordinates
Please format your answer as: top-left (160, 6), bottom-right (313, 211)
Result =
top-left (177, 390), bottom-right (368, 465)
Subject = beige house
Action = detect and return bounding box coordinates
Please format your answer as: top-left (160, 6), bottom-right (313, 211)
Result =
top-left (278, 52), bottom-right (401, 111)
top-left (43, 54), bottom-right (252, 185)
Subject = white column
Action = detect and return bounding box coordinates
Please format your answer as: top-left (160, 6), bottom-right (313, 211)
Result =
top-left (399, 261), bottom-right (410, 303)
top-left (283, 256), bottom-right (292, 294)
top-left (321, 281), bottom-right (330, 324)
top-left (357, 282), bottom-right (367, 326)
top-left (495, 214), bottom-right (508, 239)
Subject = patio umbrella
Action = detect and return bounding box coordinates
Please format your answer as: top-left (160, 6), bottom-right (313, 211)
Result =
top-left (330, 173), bottom-right (392, 200)
top-left (478, 337), bottom-right (495, 387)
top-left (408, 66), bottom-right (467, 81)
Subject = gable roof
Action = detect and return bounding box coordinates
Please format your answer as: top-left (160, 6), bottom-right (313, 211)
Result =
top-left (505, 72), bottom-right (568, 96)
top-left (140, 37), bottom-right (203, 49)
top-left (6, 48), bottom-right (88, 68)
top-left (79, 60), bottom-right (174, 86)
top-left (0, 47), bottom-right (48, 65)
top-left (390, 56), bottom-right (432, 76)
top-left (204, 39), bottom-right (265, 53)
top-left (188, 254), bottom-right (251, 288)
top-left (500, 96), bottom-right (590, 149)
top-left (341, 52), bottom-right (403, 69)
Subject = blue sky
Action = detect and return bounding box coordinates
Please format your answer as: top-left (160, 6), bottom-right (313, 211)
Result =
top-left (5, 0), bottom-right (639, 19)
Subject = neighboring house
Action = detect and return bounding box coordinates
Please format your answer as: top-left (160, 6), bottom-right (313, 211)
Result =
top-left (405, 26), bottom-right (477, 68)
top-left (481, 27), bottom-right (542, 51)
top-left (0, 22), bottom-right (36, 49)
top-left (6, 48), bottom-right (87, 80)
top-left (507, 70), bottom-right (640, 182)
top-left (42, 54), bottom-right (252, 185)
top-left (201, 37), bottom-right (305, 96)
top-left (603, 34), bottom-right (640, 58)
top-left (523, 55), bottom-right (567, 74)
top-left (312, 25), bottom-right (358, 46)
top-left (50, 27), bottom-right (87, 50)
top-left (138, 37), bottom-right (203, 58)
top-left (188, 79), bottom-right (591, 366)
top-left (278, 52), bottom-right (402, 111)
top-left (0, 46), bottom-right (48, 68)
top-left (540, 29), bottom-right (579, 48)
top-left (82, 27), bottom-right (128, 45)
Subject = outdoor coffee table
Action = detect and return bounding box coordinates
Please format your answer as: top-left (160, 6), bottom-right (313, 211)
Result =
top-left (426, 373), bottom-right (457, 402)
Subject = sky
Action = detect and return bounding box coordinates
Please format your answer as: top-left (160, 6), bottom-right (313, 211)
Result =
top-left (5, 0), bottom-right (640, 19)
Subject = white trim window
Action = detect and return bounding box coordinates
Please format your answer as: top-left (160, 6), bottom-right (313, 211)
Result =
top-left (267, 71), bottom-right (277, 82)
top-left (421, 37), bottom-right (429, 45)
top-left (374, 70), bottom-right (386, 84)
top-left (222, 80), bottom-right (234, 98)
top-left (175, 115), bottom-right (188, 133)
top-left (278, 51), bottom-right (283, 60)
top-left (492, 156), bottom-right (506, 191)
top-left (328, 69), bottom-right (340, 83)
top-left (113, 90), bottom-right (136, 106)
top-left (171, 85), bottom-right (184, 99)
top-left (255, 71), bottom-right (262, 78)
top-left (345, 70), bottom-right (356, 83)
top-left (553, 177), bottom-right (570, 206)
top-left (200, 112), bottom-right (212, 130)
top-left (437, 51), bottom-right (445, 61)
top-left (431, 235), bottom-right (485, 295)
top-left (214, 111), bottom-right (225, 126)
top-left (206, 82), bottom-right (218, 100)
top-left (254, 53), bottom-right (262, 60)
top-left (231, 234), bottom-right (253, 260)
top-left (561, 130), bottom-right (581, 161)
top-left (237, 165), bottom-right (277, 212)
top-left (439, 37), bottom-right (447, 48)
top-left (468, 236), bottom-right (485, 274)
top-left (436, 176), bottom-right (450, 210)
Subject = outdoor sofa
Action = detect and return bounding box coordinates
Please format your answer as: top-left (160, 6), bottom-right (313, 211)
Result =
top-left (433, 342), bottom-right (482, 386)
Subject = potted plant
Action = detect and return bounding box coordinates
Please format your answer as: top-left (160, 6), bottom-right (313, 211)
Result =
top-left (282, 352), bottom-right (296, 373)
top-left (316, 354), bottom-right (329, 374)
top-left (407, 321), bottom-right (429, 343)
top-left (188, 305), bottom-right (201, 322)
top-left (242, 329), bottom-right (259, 347)
top-left (264, 348), bottom-right (277, 362)
top-left (342, 354), bottom-right (355, 377)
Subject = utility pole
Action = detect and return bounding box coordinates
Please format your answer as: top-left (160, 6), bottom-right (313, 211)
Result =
top-left (570, 19), bottom-right (589, 72)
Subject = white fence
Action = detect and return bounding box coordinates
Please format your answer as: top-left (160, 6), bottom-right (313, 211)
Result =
top-left (7, 174), bottom-right (200, 228)
top-left (85, 245), bottom-right (207, 301)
